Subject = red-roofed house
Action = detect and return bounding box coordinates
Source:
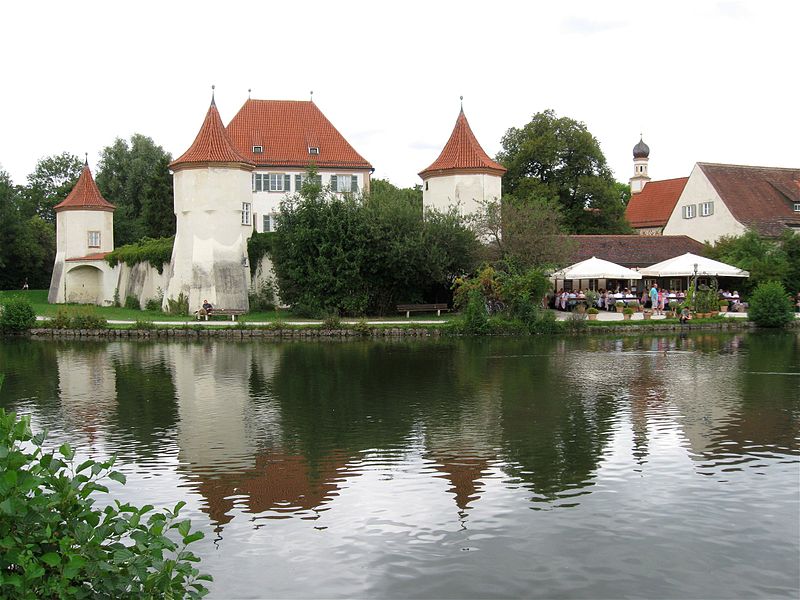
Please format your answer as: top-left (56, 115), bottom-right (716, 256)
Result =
top-left (625, 177), bottom-right (689, 235)
top-left (419, 106), bottom-right (506, 215)
top-left (48, 162), bottom-right (118, 304)
top-left (664, 163), bottom-right (800, 243)
top-left (226, 99), bottom-right (373, 233)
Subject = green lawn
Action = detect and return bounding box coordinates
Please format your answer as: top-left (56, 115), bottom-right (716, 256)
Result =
top-left (0, 290), bottom-right (456, 323)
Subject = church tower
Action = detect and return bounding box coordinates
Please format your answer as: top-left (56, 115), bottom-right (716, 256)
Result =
top-left (630, 136), bottom-right (651, 194)
top-left (163, 89), bottom-right (256, 312)
top-left (419, 101), bottom-right (506, 216)
top-left (48, 159), bottom-right (116, 304)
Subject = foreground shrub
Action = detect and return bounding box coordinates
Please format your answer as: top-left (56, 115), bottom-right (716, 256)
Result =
top-left (50, 308), bottom-right (107, 330)
top-left (248, 279), bottom-right (277, 312)
top-left (748, 280), bottom-right (794, 327)
top-left (0, 402), bottom-right (211, 598)
top-left (462, 288), bottom-right (490, 335)
top-left (124, 295), bottom-right (141, 311)
top-left (0, 299), bottom-right (36, 332)
top-left (165, 292), bottom-right (189, 316)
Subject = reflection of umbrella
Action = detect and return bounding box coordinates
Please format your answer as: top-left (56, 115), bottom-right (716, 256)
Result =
top-left (550, 256), bottom-right (643, 280)
top-left (640, 253), bottom-right (749, 278)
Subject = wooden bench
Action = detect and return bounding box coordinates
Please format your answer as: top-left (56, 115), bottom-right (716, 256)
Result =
top-left (196, 308), bottom-right (246, 321)
top-left (396, 303), bottom-right (449, 318)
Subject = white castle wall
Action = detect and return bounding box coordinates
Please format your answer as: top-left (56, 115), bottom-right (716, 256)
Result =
top-left (422, 172), bottom-right (502, 217)
top-left (115, 261), bottom-right (172, 309)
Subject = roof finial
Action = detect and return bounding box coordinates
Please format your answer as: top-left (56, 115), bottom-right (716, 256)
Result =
top-left (84, 152), bottom-right (88, 167)
top-left (211, 84), bottom-right (216, 106)
top-left (310, 90), bottom-right (314, 102)
top-left (460, 95), bottom-right (464, 111)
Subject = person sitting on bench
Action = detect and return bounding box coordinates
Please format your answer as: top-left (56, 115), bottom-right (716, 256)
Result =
top-left (198, 299), bottom-right (213, 318)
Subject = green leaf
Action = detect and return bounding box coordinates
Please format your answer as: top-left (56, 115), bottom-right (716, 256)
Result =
top-left (40, 552), bottom-right (61, 567)
top-left (108, 470), bottom-right (127, 485)
top-left (59, 442), bottom-right (74, 460)
top-left (63, 555), bottom-right (87, 578)
top-left (76, 459), bottom-right (95, 473)
top-left (177, 520), bottom-right (191, 538)
top-left (182, 531), bottom-right (204, 545)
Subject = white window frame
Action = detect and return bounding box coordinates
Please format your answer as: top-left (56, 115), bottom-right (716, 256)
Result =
top-left (241, 202), bottom-right (251, 226)
top-left (308, 146), bottom-right (319, 155)
top-left (88, 230), bottom-right (101, 248)
top-left (794, 202), bottom-right (800, 212)
top-left (331, 174), bottom-right (359, 193)
top-left (262, 213), bottom-right (278, 232)
top-left (683, 204), bottom-right (696, 219)
top-left (268, 173), bottom-right (286, 192)
top-left (253, 173), bottom-right (267, 192)
top-left (252, 145), bottom-right (263, 153)
top-left (700, 201), bottom-right (714, 217)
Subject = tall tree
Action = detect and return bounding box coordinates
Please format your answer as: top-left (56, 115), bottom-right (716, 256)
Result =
top-left (497, 109), bottom-right (632, 234)
top-left (22, 152), bottom-right (83, 222)
top-left (95, 134), bottom-right (174, 247)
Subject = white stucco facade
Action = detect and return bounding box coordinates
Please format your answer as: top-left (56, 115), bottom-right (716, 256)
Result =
top-left (49, 208), bottom-right (117, 305)
top-left (163, 165), bottom-right (254, 312)
top-left (422, 171), bottom-right (502, 216)
top-left (250, 169), bottom-right (370, 232)
top-left (663, 164), bottom-right (746, 244)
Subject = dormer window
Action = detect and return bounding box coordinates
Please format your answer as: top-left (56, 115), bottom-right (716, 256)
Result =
top-left (308, 146), bottom-right (320, 155)
top-left (252, 145), bottom-right (263, 154)
top-left (794, 202), bottom-right (800, 212)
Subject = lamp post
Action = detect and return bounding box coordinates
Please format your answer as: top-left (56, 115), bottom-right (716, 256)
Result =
top-left (691, 262), bottom-right (698, 311)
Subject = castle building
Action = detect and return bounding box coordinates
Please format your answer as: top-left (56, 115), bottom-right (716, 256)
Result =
top-left (163, 92), bottom-right (255, 312)
top-left (226, 98), bottom-right (373, 233)
top-left (48, 160), bottom-right (117, 304)
top-left (419, 104), bottom-right (506, 215)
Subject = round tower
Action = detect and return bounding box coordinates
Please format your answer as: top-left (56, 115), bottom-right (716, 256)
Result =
top-left (630, 135), bottom-right (651, 194)
top-left (49, 159), bottom-right (117, 304)
top-left (163, 89), bottom-right (256, 312)
top-left (419, 101), bottom-right (506, 217)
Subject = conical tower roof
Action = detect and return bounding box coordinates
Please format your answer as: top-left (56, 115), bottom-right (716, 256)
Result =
top-left (170, 95), bottom-right (255, 171)
top-left (419, 108), bottom-right (506, 179)
top-left (54, 162), bottom-right (115, 212)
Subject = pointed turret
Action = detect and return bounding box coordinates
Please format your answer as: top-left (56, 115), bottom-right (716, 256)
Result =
top-left (420, 103), bottom-right (505, 217)
top-left (53, 164), bottom-right (115, 212)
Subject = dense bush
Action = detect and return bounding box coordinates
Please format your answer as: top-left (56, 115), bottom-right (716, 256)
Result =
top-left (49, 308), bottom-right (108, 330)
top-left (0, 298), bottom-right (36, 332)
top-left (165, 292), bottom-right (189, 316)
top-left (0, 401), bottom-right (211, 598)
top-left (105, 236), bottom-right (174, 274)
top-left (748, 280), bottom-right (794, 327)
top-left (144, 298), bottom-right (162, 312)
top-left (272, 180), bottom-right (479, 316)
top-left (124, 295), bottom-right (141, 310)
top-left (248, 279), bottom-right (277, 312)
top-left (462, 288), bottom-right (490, 335)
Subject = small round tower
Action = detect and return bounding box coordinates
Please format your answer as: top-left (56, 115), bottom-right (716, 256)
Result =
top-left (630, 135), bottom-right (651, 194)
top-left (163, 89), bottom-right (256, 312)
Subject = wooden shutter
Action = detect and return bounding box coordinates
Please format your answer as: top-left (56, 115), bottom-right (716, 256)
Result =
top-left (295, 174), bottom-right (302, 190)
top-left (284, 174), bottom-right (291, 191)
top-left (330, 175), bottom-right (338, 191)
top-left (351, 175), bottom-right (358, 192)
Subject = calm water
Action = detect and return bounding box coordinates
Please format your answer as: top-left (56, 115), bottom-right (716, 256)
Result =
top-left (1, 332), bottom-right (799, 599)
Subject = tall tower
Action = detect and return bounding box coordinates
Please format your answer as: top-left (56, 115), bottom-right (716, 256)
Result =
top-left (419, 101), bottom-right (506, 216)
top-left (163, 90), bottom-right (256, 312)
top-left (48, 159), bottom-right (116, 304)
top-left (630, 136), bottom-right (651, 194)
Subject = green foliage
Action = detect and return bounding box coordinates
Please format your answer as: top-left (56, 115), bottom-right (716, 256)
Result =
top-left (95, 134), bottom-right (175, 247)
top-left (247, 232), bottom-right (276, 276)
top-left (106, 236), bottom-right (174, 274)
top-left (134, 319), bottom-right (157, 330)
top-left (623, 307), bottom-right (634, 315)
top-left (497, 109), bottom-right (632, 234)
top-left (165, 292), bottom-right (189, 316)
top-left (248, 279), bottom-right (277, 312)
top-left (352, 319), bottom-right (371, 336)
top-left (21, 152), bottom-right (83, 223)
top-left (705, 230), bottom-right (799, 294)
top-left (124, 295), bottom-right (141, 311)
top-left (0, 405), bottom-right (211, 598)
top-left (49, 307), bottom-right (108, 329)
top-left (748, 281), bottom-right (794, 327)
top-left (694, 282), bottom-right (719, 313)
top-left (462, 288), bottom-right (490, 335)
top-left (272, 176), bottom-right (478, 316)
top-left (322, 314), bottom-right (342, 329)
top-left (0, 298), bottom-right (36, 331)
top-left (144, 297), bottom-right (162, 312)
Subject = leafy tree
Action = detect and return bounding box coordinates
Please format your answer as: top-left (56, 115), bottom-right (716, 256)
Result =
top-left (748, 280), bottom-right (794, 327)
top-left (471, 196), bottom-right (573, 268)
top-left (497, 109), bottom-right (632, 234)
top-left (272, 176), bottom-right (478, 316)
top-left (369, 178), bottom-right (422, 208)
top-left (96, 134), bottom-right (174, 247)
top-left (21, 152), bottom-right (83, 222)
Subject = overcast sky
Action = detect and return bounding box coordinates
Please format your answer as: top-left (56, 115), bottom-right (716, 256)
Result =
top-left (1, 0), bottom-right (797, 190)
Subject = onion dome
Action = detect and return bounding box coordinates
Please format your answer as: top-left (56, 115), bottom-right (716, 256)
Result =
top-left (633, 136), bottom-right (650, 159)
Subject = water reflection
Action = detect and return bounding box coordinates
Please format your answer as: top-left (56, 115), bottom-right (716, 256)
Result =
top-left (1, 332), bottom-right (798, 598)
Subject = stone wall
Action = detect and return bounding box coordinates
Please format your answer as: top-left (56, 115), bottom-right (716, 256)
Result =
top-left (115, 261), bottom-right (171, 309)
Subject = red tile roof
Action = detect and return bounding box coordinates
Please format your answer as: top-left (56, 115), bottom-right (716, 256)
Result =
top-left (419, 109), bottom-right (506, 179)
top-left (53, 164), bottom-right (115, 213)
top-left (566, 235), bottom-right (705, 268)
top-left (625, 177), bottom-right (688, 228)
top-left (225, 99), bottom-right (372, 170)
top-left (170, 100), bottom-right (254, 170)
top-left (66, 252), bottom-right (110, 262)
top-left (698, 163), bottom-right (800, 237)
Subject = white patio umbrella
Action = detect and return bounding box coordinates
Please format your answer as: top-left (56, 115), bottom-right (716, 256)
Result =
top-left (639, 253), bottom-right (749, 278)
top-left (550, 256), bottom-right (642, 280)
